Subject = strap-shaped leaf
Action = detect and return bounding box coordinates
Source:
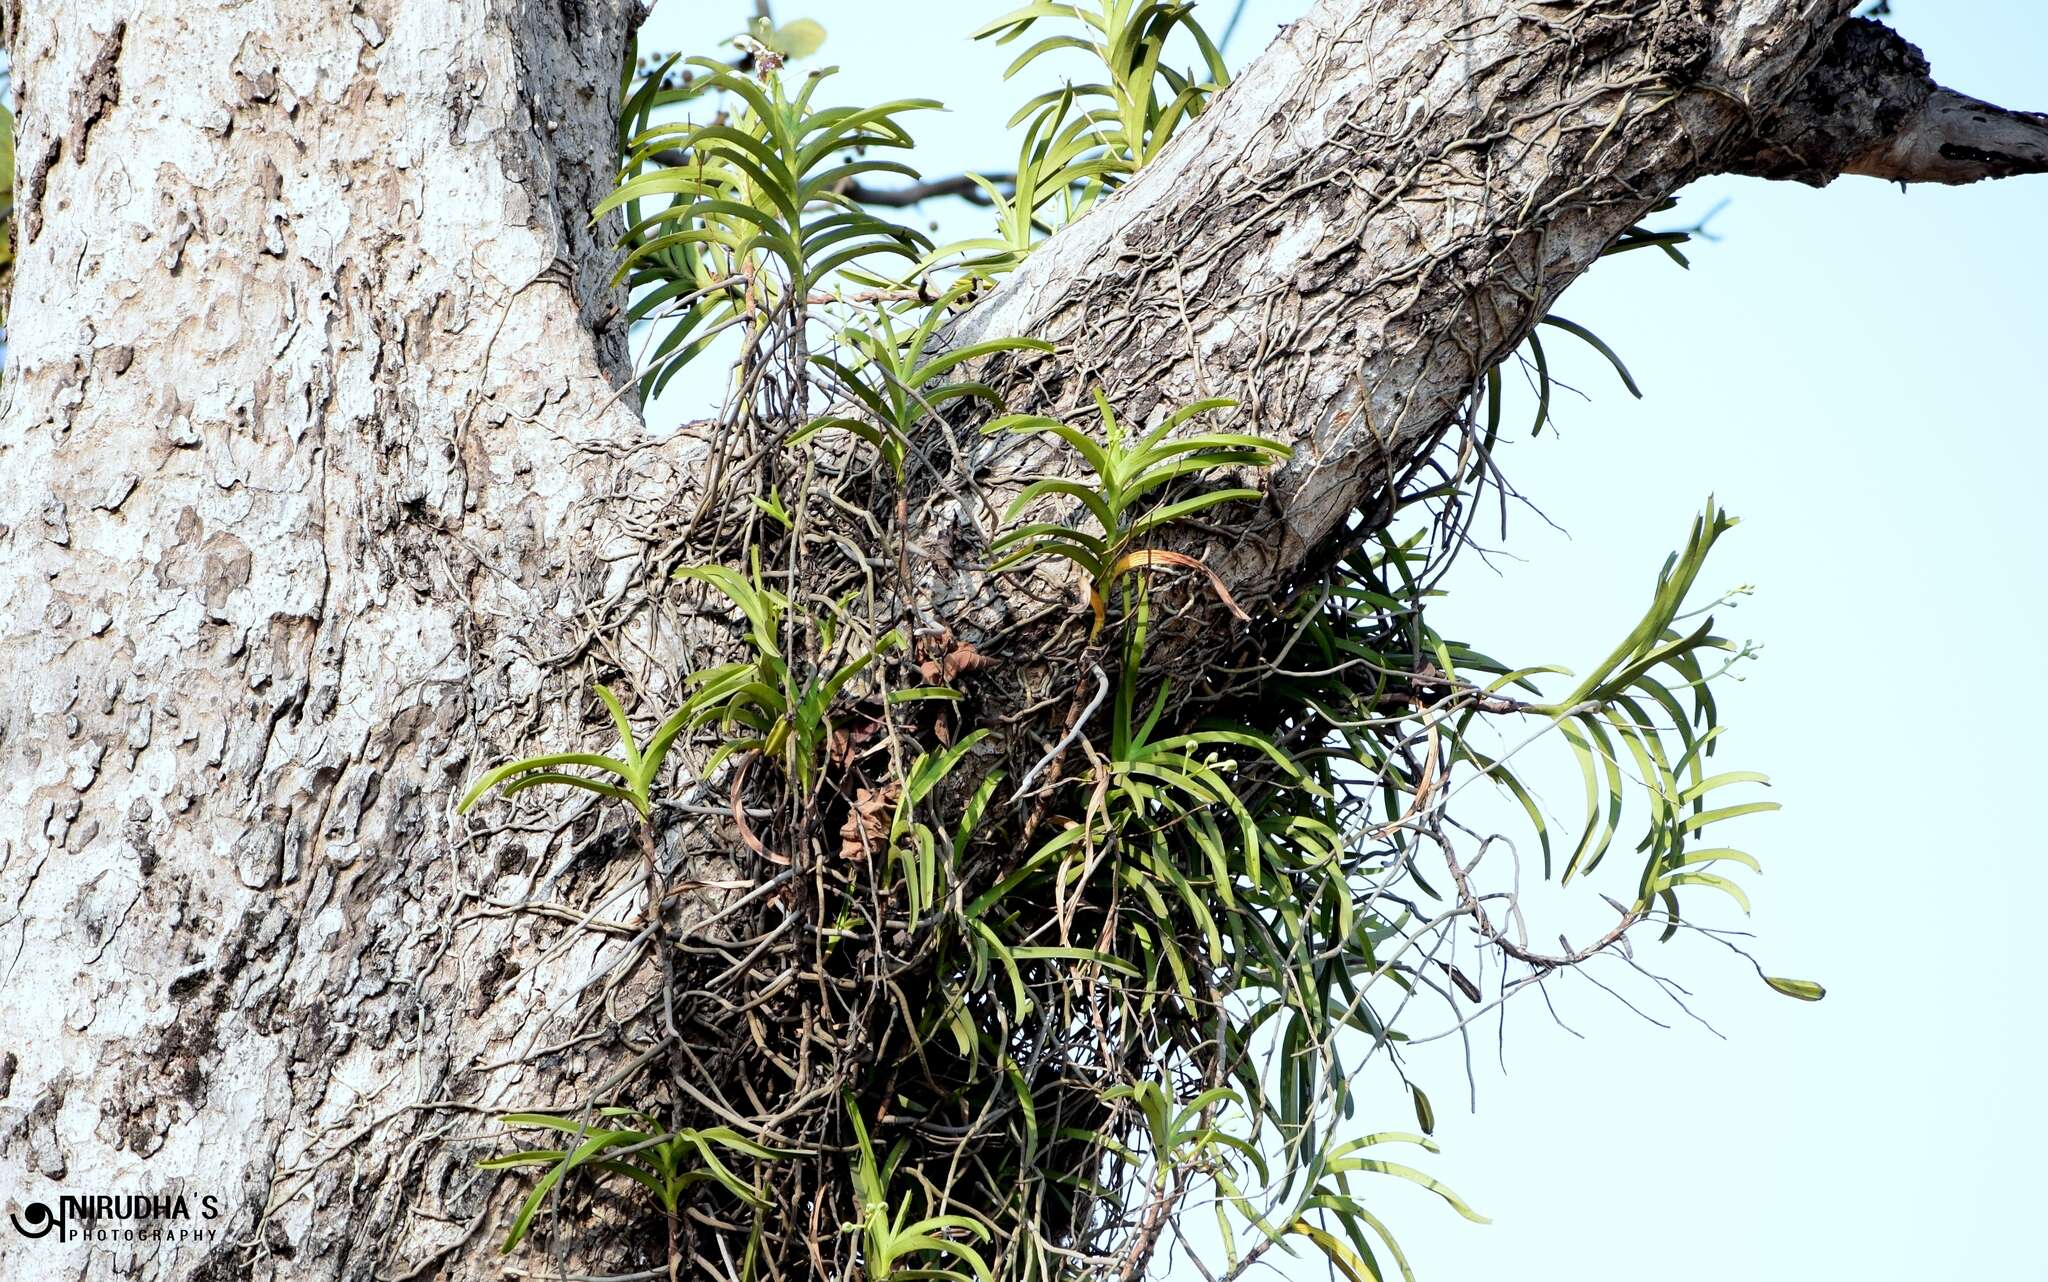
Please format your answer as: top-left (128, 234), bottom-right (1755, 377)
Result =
top-left (458, 751), bottom-right (634, 814)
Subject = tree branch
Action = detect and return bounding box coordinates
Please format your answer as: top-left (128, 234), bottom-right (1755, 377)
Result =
top-left (942, 1), bottom-right (1852, 609)
top-left (1731, 18), bottom-right (2048, 186)
top-left (644, 148), bottom-right (1007, 206)
top-left (930, 2), bottom-right (2048, 643)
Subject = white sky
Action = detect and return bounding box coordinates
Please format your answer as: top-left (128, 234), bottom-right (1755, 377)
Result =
top-left (638, 3), bottom-right (2048, 1277)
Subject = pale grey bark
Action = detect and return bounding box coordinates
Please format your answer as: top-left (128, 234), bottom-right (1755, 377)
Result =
top-left (0, 1), bottom-right (657, 1277)
top-left (0, 1), bottom-right (2038, 1280)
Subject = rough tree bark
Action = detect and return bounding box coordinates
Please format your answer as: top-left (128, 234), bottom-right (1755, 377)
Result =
top-left (0, 1), bottom-right (2039, 1280)
top-left (0, 1), bottom-right (661, 1277)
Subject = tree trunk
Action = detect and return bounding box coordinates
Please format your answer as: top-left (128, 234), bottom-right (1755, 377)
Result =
top-left (0, 1), bottom-right (664, 1276)
top-left (0, 1), bottom-right (2038, 1279)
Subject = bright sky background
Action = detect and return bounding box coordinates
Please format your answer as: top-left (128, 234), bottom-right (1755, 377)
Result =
top-left (641, 3), bottom-right (2048, 1278)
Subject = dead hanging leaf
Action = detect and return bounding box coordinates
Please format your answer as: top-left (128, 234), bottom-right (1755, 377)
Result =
top-left (916, 633), bottom-right (994, 748)
top-left (827, 717), bottom-right (884, 769)
top-left (1438, 960), bottom-right (1482, 1004)
top-left (917, 635), bottom-right (997, 686)
top-left (730, 754), bottom-right (788, 866)
top-left (838, 782), bottom-right (899, 862)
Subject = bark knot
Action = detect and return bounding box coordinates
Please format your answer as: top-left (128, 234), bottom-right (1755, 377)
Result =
top-left (1648, 8), bottom-right (1713, 83)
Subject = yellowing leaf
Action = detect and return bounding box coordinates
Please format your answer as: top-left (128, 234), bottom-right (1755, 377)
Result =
top-left (1765, 975), bottom-right (1826, 1002)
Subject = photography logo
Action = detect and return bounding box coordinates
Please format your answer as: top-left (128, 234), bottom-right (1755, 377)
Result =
top-left (6, 1193), bottom-right (222, 1246)
top-left (9, 1201), bottom-right (58, 1239)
